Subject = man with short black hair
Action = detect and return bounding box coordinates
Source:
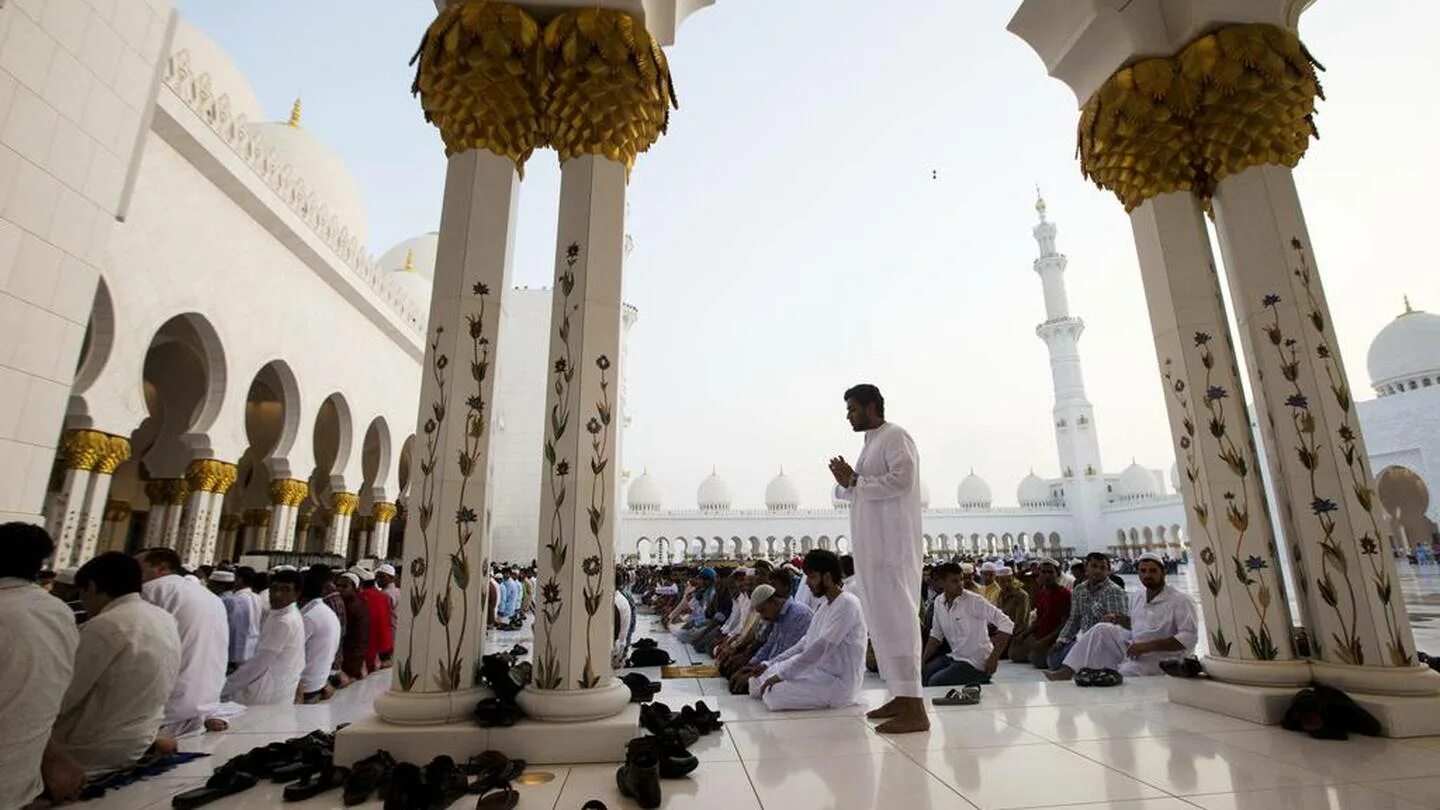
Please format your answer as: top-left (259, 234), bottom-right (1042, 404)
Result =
top-left (137, 547), bottom-right (229, 735)
top-left (921, 563), bottom-right (1013, 686)
top-left (53, 552), bottom-right (181, 776)
top-left (1045, 552), bottom-right (1129, 680)
top-left (224, 570), bottom-right (305, 705)
top-left (1055, 553), bottom-right (1197, 678)
top-left (1009, 558), bottom-right (1071, 667)
top-left (749, 550), bottom-right (866, 711)
top-left (830, 383), bottom-right (927, 733)
top-left (298, 567), bottom-right (341, 703)
top-left (0, 523), bottom-right (82, 807)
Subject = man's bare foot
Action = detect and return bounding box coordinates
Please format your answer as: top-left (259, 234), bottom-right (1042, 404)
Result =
top-left (1044, 666), bottom-right (1074, 682)
top-left (150, 731), bottom-right (178, 756)
top-left (203, 717), bottom-right (229, 732)
top-left (866, 697), bottom-right (902, 720)
top-left (875, 700), bottom-right (930, 734)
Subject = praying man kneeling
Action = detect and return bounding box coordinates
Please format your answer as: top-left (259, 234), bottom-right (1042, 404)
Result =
top-left (749, 549), bottom-right (866, 712)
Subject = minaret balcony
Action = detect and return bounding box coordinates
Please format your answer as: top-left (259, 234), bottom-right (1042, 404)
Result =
top-left (1036, 316), bottom-right (1086, 339)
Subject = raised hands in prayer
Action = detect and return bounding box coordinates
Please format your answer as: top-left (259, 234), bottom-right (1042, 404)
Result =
top-left (828, 456), bottom-right (856, 488)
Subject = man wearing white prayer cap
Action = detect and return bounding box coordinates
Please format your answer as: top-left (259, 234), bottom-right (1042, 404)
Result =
top-left (208, 570), bottom-right (256, 670)
top-left (993, 565), bottom-right (1030, 652)
top-left (375, 564), bottom-right (400, 656)
top-left (976, 561), bottom-right (1001, 605)
top-left (1055, 551), bottom-right (1197, 678)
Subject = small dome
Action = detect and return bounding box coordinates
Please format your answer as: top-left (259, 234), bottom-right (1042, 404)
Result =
top-left (765, 469), bottom-right (799, 511)
top-left (378, 232), bottom-right (439, 280)
top-left (919, 480), bottom-right (931, 509)
top-left (248, 111), bottom-right (369, 245)
top-left (697, 469), bottom-right (730, 511)
top-left (956, 471), bottom-right (992, 509)
top-left (1017, 473), bottom-right (1051, 507)
top-left (1367, 302), bottom-right (1440, 395)
top-left (1118, 462), bottom-right (1160, 500)
top-left (627, 469), bottom-right (661, 512)
top-left (170, 20), bottom-right (265, 123)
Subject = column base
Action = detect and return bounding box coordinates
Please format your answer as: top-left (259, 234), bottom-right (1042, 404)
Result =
top-left (334, 705), bottom-right (640, 766)
top-left (1166, 677), bottom-right (1297, 725)
top-left (515, 679), bottom-right (630, 723)
top-left (1310, 660), bottom-right (1440, 697)
top-left (1201, 656), bottom-right (1312, 687)
top-left (372, 685), bottom-right (490, 726)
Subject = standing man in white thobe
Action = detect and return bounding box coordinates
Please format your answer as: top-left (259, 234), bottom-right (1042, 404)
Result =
top-left (52, 552), bottom-right (181, 776)
top-left (829, 383), bottom-right (928, 733)
top-left (0, 523), bottom-right (82, 807)
top-left (138, 547), bottom-right (230, 736)
top-left (1061, 552), bottom-right (1198, 677)
top-left (750, 549), bottom-right (867, 711)
top-left (224, 570), bottom-right (306, 706)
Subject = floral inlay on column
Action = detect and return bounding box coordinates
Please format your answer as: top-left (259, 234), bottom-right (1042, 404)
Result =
top-left (580, 352), bottom-right (613, 689)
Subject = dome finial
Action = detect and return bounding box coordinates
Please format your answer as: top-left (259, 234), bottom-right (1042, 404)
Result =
top-left (287, 97), bottom-right (302, 128)
top-left (1035, 184), bottom-right (1047, 220)
top-left (402, 247), bottom-right (415, 273)
top-left (1404, 294), bottom-right (1414, 315)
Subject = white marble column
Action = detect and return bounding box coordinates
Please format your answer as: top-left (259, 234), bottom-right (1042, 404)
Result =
top-left (178, 461), bottom-right (237, 568)
top-left (142, 479), bottom-right (189, 550)
top-left (518, 155), bottom-right (631, 721)
top-left (371, 502), bottom-right (397, 558)
top-left (1212, 165), bottom-right (1438, 695)
top-left (1129, 191), bottom-right (1307, 686)
top-left (266, 479), bottom-right (307, 551)
top-left (100, 500), bottom-right (132, 553)
top-left (374, 149), bottom-right (520, 725)
top-left (327, 493), bottom-right (358, 557)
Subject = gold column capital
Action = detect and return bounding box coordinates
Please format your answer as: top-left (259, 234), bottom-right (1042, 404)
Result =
top-left (244, 507), bottom-right (272, 527)
top-left (145, 477), bottom-right (191, 506)
top-left (60, 429), bottom-right (112, 472)
top-left (332, 491), bottom-right (360, 516)
top-left (1079, 23), bottom-right (1321, 212)
top-left (541, 7), bottom-right (676, 171)
top-left (185, 459), bottom-right (238, 494)
top-left (96, 435), bottom-right (131, 474)
top-left (412, 0), bottom-right (545, 168)
top-left (104, 499), bottom-right (132, 522)
top-left (269, 478), bottom-right (309, 507)
top-left (372, 501), bottom-right (398, 522)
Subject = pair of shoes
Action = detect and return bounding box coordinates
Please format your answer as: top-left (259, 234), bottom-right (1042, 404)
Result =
top-left (465, 750), bottom-right (527, 794)
top-left (474, 698), bottom-right (523, 728)
top-left (342, 749), bottom-right (395, 805)
top-left (615, 750), bottom-right (662, 809)
top-left (1159, 656), bottom-right (1204, 679)
top-left (680, 701), bottom-right (723, 735)
top-left (171, 762), bottom-right (260, 808)
top-left (931, 685), bottom-right (981, 706)
top-left (633, 638), bottom-right (658, 650)
top-left (626, 734), bottom-right (699, 779)
top-left (637, 702), bottom-right (698, 747)
top-left (282, 762), bottom-right (349, 802)
top-left (1075, 668), bottom-right (1124, 687)
top-left (622, 672), bottom-right (661, 703)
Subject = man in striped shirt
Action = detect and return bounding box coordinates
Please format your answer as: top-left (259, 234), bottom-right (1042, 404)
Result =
top-left (1044, 552), bottom-right (1128, 680)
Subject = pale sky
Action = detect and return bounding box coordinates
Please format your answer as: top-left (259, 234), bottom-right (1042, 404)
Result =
top-left (177, 0), bottom-right (1440, 511)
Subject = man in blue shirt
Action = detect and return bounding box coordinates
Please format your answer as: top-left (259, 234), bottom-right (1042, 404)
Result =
top-left (727, 577), bottom-right (813, 692)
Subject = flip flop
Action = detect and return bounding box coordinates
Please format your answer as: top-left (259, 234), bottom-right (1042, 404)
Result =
top-left (931, 686), bottom-right (982, 706)
top-left (1092, 668), bottom-right (1124, 687)
top-left (1159, 656), bottom-right (1204, 679)
top-left (282, 764), bottom-right (349, 802)
top-left (171, 766), bottom-right (260, 809)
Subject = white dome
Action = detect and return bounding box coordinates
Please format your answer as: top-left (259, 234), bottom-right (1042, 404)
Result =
top-left (764, 469), bottom-right (799, 511)
top-left (1367, 304), bottom-right (1440, 395)
top-left (1118, 462), bottom-right (1160, 499)
top-left (627, 469), bottom-right (661, 511)
top-left (919, 480), bottom-right (931, 509)
top-left (1017, 473), bottom-right (1051, 507)
top-left (697, 470), bottom-right (730, 511)
top-left (956, 472), bottom-right (992, 509)
top-left (170, 20), bottom-right (265, 123)
top-left (389, 270), bottom-right (432, 310)
top-left (378, 232), bottom-right (439, 280)
top-left (247, 116), bottom-right (369, 245)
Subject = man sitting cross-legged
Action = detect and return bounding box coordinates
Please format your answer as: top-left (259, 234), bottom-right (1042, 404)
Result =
top-left (1044, 552), bottom-right (1128, 678)
top-left (921, 563), bottom-right (1013, 687)
top-left (51, 552), bottom-right (182, 777)
top-left (223, 570), bottom-right (305, 706)
top-left (749, 549), bottom-right (866, 711)
top-left (1048, 552), bottom-right (1196, 680)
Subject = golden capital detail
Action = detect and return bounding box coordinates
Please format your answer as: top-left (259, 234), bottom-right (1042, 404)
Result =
top-left (1078, 23), bottom-right (1323, 212)
top-left (372, 501), bottom-right (398, 522)
top-left (61, 430), bottom-right (130, 473)
top-left (185, 459), bottom-right (238, 494)
top-left (332, 491), bottom-right (360, 516)
top-left (145, 478), bottom-right (191, 506)
top-left (269, 478), bottom-right (309, 507)
top-left (104, 499), bottom-right (132, 522)
top-left (244, 507), bottom-right (272, 527)
top-left (411, 2), bottom-right (676, 172)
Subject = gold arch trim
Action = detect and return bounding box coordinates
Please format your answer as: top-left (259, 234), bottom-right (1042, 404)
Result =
top-left (1079, 23), bottom-right (1323, 212)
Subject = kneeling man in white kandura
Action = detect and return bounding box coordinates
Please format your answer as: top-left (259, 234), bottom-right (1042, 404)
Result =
top-left (749, 549), bottom-right (867, 711)
top-left (1060, 552), bottom-right (1197, 677)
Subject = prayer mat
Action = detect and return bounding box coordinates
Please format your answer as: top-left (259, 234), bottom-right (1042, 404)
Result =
top-left (80, 752), bottom-right (211, 800)
top-left (661, 664), bottom-right (719, 678)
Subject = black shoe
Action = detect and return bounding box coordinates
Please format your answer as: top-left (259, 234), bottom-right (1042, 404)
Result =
top-left (474, 697), bottom-right (522, 728)
top-left (282, 763), bottom-right (348, 802)
top-left (627, 735), bottom-right (699, 779)
top-left (639, 702), bottom-right (675, 735)
top-left (633, 638), bottom-right (658, 649)
top-left (509, 644), bottom-right (528, 656)
top-left (480, 654), bottom-right (523, 704)
top-left (615, 750), bottom-right (662, 809)
top-left (382, 762), bottom-right (422, 810)
top-left (172, 762), bottom-right (260, 809)
top-left (1159, 656), bottom-right (1204, 679)
top-left (342, 749), bottom-right (395, 805)
top-left (422, 755), bottom-right (469, 808)
top-left (622, 672), bottom-right (661, 703)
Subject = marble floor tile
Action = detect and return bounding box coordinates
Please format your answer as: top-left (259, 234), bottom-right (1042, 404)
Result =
top-left (554, 761), bottom-right (761, 810)
top-left (910, 741), bottom-right (1165, 809)
top-left (1201, 727), bottom-right (1440, 781)
top-left (1360, 775), bottom-right (1440, 805)
top-left (1063, 735), bottom-right (1334, 796)
top-left (997, 704), bottom-right (1182, 742)
top-left (1184, 783), bottom-right (1430, 810)
top-left (1057, 800), bottom-right (1203, 810)
top-left (881, 707), bottom-right (1050, 752)
top-left (746, 750), bottom-right (974, 810)
top-left (726, 716), bottom-right (890, 761)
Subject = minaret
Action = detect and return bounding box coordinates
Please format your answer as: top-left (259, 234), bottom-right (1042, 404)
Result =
top-left (1032, 191), bottom-right (1103, 480)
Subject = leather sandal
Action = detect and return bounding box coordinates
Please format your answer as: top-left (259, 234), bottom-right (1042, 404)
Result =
top-left (282, 763), bottom-right (349, 802)
top-left (171, 764), bottom-right (260, 809)
top-left (342, 749), bottom-right (395, 805)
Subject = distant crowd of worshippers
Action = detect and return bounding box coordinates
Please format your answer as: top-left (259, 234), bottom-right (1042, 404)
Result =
top-left (625, 547), bottom-right (1197, 713)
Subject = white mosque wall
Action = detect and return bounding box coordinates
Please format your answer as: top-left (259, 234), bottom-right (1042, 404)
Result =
top-left (489, 288), bottom-right (551, 565)
top-left (0, 0), bottom-right (175, 524)
top-left (1358, 386), bottom-right (1440, 522)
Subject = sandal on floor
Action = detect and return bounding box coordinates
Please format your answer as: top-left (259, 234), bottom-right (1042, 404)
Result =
top-left (931, 685), bottom-right (982, 706)
top-left (633, 638), bottom-right (658, 649)
top-left (342, 749), bottom-right (395, 805)
top-left (581, 802), bottom-right (608, 810)
top-left (508, 644), bottom-right (528, 657)
top-left (282, 764), bottom-right (349, 802)
top-left (171, 766), bottom-right (260, 809)
top-left (1159, 656), bottom-right (1204, 679)
top-left (1074, 668), bottom-right (1100, 687)
top-left (475, 785), bottom-right (520, 809)
top-left (382, 762), bottom-right (424, 810)
top-left (1091, 668), bottom-right (1124, 687)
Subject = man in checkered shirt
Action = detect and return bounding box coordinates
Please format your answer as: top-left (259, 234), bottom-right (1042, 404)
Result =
top-left (1044, 552), bottom-right (1129, 680)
